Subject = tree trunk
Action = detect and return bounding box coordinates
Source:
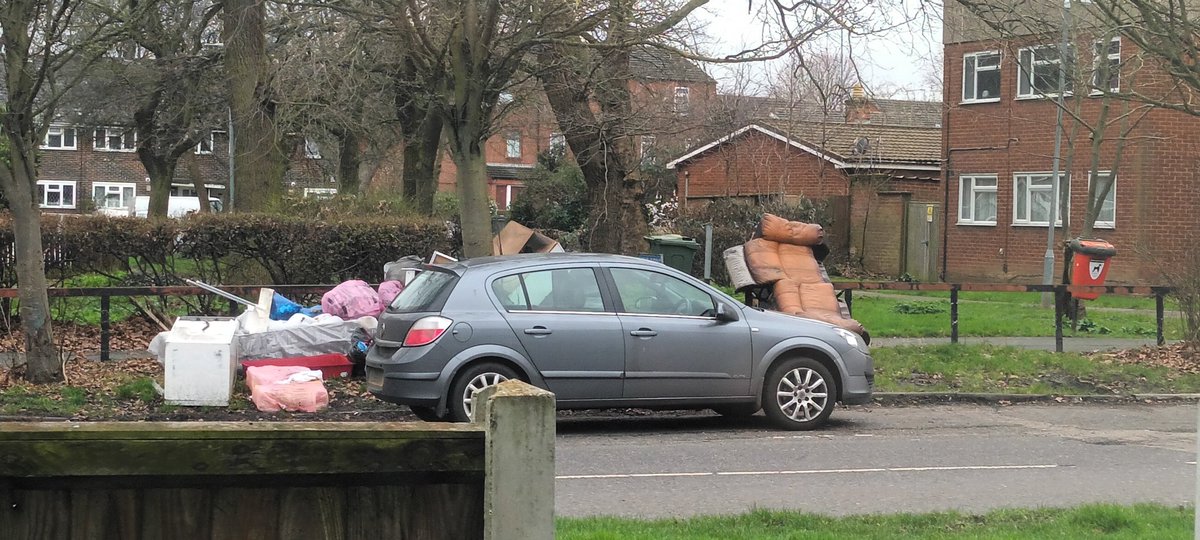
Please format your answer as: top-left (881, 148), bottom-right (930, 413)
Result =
top-left (402, 113), bottom-right (444, 214)
top-left (141, 152), bottom-right (177, 217)
top-left (452, 148), bottom-right (492, 258)
top-left (336, 131), bottom-right (362, 195)
top-left (7, 180), bottom-right (60, 383)
top-left (187, 151), bottom-right (209, 213)
top-left (221, 0), bottom-right (287, 212)
top-left (537, 43), bottom-right (647, 254)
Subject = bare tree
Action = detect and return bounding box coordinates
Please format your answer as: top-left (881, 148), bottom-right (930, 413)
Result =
top-left (1, 0), bottom-right (115, 382)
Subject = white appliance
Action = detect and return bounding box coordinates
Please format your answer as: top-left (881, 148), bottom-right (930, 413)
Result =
top-left (162, 317), bottom-right (240, 406)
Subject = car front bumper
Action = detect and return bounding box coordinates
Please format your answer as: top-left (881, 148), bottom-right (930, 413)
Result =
top-left (840, 351), bottom-right (874, 405)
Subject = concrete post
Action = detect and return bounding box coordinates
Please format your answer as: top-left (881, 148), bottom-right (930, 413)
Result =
top-left (478, 380), bottom-right (556, 540)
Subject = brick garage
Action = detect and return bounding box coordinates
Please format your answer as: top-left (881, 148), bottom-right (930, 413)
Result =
top-left (667, 119), bottom-right (943, 277)
top-left (942, 30), bottom-right (1200, 285)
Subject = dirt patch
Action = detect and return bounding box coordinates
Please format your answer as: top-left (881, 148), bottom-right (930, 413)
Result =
top-left (1093, 342), bottom-right (1200, 374)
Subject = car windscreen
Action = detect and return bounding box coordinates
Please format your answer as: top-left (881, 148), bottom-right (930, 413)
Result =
top-left (388, 269), bottom-right (458, 312)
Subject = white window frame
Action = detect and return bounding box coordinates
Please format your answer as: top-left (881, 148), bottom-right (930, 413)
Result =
top-left (195, 132), bottom-right (215, 155)
top-left (303, 187), bottom-right (337, 199)
top-left (37, 180), bottom-right (77, 209)
top-left (1013, 172), bottom-right (1068, 226)
top-left (957, 175), bottom-right (998, 226)
top-left (94, 127), bottom-right (137, 152)
top-left (304, 138), bottom-right (321, 159)
top-left (92, 182), bottom-right (136, 209)
top-left (673, 86), bottom-right (691, 115)
top-left (1088, 171), bottom-right (1116, 229)
top-left (1017, 44), bottom-right (1074, 99)
top-left (549, 132), bottom-right (565, 155)
top-left (1091, 37), bottom-right (1121, 94)
top-left (505, 131), bottom-right (521, 158)
top-left (41, 125), bottom-right (77, 150)
top-left (640, 135), bottom-right (657, 164)
top-left (962, 51), bottom-right (1002, 103)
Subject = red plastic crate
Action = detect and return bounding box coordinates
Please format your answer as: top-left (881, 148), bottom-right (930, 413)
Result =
top-left (241, 354), bottom-right (354, 380)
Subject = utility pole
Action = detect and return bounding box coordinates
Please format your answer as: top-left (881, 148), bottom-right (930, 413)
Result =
top-left (1042, 0), bottom-right (1072, 306)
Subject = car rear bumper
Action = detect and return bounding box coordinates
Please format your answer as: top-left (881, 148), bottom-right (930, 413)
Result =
top-left (365, 346), bottom-right (444, 407)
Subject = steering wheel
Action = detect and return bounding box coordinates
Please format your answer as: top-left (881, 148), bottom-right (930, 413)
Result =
top-left (633, 296), bottom-right (660, 312)
top-left (672, 298), bottom-right (693, 315)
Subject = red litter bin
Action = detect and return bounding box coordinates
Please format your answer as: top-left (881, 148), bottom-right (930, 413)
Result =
top-left (1067, 238), bottom-right (1116, 300)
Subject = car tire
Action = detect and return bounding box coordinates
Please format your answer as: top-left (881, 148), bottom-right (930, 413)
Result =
top-left (447, 362), bottom-right (520, 423)
top-left (410, 405), bottom-right (443, 422)
top-left (711, 404), bottom-right (760, 417)
top-left (762, 357), bottom-right (836, 430)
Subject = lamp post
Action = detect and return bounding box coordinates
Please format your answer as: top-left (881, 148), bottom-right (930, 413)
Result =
top-left (1042, 0), bottom-right (1072, 306)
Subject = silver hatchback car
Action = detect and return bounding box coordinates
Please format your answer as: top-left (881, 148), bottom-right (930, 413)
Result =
top-left (365, 253), bottom-right (872, 430)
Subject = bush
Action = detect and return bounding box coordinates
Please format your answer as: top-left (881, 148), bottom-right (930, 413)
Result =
top-left (892, 301), bottom-right (946, 315)
top-left (509, 162), bottom-right (588, 232)
top-left (673, 198), bottom-right (833, 282)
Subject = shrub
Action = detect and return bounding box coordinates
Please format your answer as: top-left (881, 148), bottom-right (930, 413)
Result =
top-left (509, 162), bottom-right (588, 232)
top-left (892, 301), bottom-right (947, 315)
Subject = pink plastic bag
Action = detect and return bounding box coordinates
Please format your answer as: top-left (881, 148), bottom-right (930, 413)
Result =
top-left (377, 280), bottom-right (405, 307)
top-left (245, 365), bottom-right (330, 413)
top-left (321, 280), bottom-right (385, 319)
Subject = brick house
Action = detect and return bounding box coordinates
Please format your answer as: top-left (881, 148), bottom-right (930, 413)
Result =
top-left (18, 121), bottom-right (330, 215)
top-left (942, 3), bottom-right (1200, 284)
top-left (666, 92), bottom-right (944, 278)
top-left (437, 47), bottom-right (718, 210)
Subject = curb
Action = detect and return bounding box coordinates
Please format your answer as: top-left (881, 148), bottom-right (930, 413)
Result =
top-left (870, 392), bottom-right (1200, 405)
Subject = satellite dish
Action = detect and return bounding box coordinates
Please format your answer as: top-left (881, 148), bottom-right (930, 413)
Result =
top-left (852, 137), bottom-right (870, 155)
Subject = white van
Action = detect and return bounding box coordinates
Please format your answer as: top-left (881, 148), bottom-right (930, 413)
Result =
top-left (101, 196), bottom-right (223, 218)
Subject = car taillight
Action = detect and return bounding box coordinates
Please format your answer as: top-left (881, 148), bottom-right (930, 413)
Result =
top-left (403, 316), bottom-right (453, 347)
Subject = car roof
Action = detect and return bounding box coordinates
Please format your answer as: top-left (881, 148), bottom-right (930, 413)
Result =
top-left (435, 253), bottom-right (659, 274)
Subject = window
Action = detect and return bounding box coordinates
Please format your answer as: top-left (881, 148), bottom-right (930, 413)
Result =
top-left (170, 185), bottom-right (198, 197)
top-left (195, 133), bottom-right (214, 154)
top-left (1013, 172), bottom-right (1068, 226)
top-left (1019, 45), bottom-right (1073, 98)
top-left (37, 181), bottom-right (76, 209)
top-left (1092, 38), bottom-right (1120, 93)
top-left (958, 175), bottom-right (997, 225)
top-left (610, 268), bottom-right (714, 317)
top-left (42, 126), bottom-right (77, 150)
top-left (962, 51), bottom-right (1001, 102)
top-left (303, 187), bottom-right (337, 199)
top-left (549, 132), bottom-right (566, 156)
top-left (92, 182), bottom-right (136, 209)
top-left (491, 269), bottom-right (605, 313)
top-left (640, 135), bottom-right (657, 165)
top-left (94, 127), bottom-right (137, 152)
top-left (304, 138), bottom-right (321, 159)
top-left (1089, 171), bottom-right (1116, 228)
top-left (505, 131), bottom-right (521, 158)
top-left (673, 86), bottom-right (691, 115)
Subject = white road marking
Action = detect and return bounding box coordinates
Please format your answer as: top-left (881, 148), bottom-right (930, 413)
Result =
top-left (1187, 461), bottom-right (1196, 465)
top-left (557, 464), bottom-right (1060, 480)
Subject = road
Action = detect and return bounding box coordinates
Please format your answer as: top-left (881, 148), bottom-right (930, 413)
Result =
top-left (554, 403), bottom-right (1197, 517)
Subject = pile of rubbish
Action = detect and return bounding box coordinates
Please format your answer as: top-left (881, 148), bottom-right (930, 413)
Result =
top-left (147, 219), bottom-right (564, 413)
top-left (724, 213), bottom-right (869, 342)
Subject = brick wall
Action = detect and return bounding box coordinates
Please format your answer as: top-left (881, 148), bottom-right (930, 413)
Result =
top-left (943, 37), bottom-right (1200, 284)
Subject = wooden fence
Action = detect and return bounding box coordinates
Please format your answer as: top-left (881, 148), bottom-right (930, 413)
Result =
top-left (0, 380), bottom-right (555, 540)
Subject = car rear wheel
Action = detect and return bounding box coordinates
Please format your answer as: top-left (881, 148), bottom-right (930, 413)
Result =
top-left (762, 357), bottom-right (836, 430)
top-left (409, 405), bottom-right (443, 422)
top-left (447, 362), bottom-right (519, 423)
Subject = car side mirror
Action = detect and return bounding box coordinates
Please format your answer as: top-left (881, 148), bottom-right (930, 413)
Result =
top-left (715, 302), bottom-right (739, 323)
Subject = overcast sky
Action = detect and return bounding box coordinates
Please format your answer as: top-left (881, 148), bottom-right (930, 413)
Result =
top-left (689, 1), bottom-right (943, 100)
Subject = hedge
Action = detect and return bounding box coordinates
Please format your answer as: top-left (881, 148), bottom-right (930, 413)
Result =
top-left (0, 213), bottom-right (455, 288)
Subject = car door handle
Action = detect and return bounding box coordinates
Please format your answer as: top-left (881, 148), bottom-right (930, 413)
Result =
top-left (524, 327), bottom-right (553, 336)
top-left (629, 329), bottom-right (658, 337)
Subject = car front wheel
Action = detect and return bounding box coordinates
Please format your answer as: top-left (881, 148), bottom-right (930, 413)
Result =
top-left (762, 357), bottom-right (836, 430)
top-left (447, 362), bottom-right (519, 423)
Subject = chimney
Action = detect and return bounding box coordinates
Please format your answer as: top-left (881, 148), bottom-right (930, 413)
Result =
top-left (845, 83), bottom-right (878, 124)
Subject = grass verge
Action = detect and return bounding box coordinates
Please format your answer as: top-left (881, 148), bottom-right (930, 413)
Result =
top-left (558, 504), bottom-right (1191, 539)
top-left (873, 344), bottom-right (1200, 394)
top-left (851, 296), bottom-right (1180, 339)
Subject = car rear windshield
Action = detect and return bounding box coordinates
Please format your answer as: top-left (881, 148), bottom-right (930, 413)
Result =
top-left (388, 269), bottom-right (458, 312)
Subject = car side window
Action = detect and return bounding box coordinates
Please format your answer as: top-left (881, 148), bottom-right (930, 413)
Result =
top-left (610, 268), bottom-right (715, 317)
top-left (492, 268), bottom-right (605, 313)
